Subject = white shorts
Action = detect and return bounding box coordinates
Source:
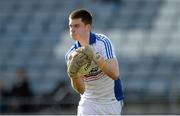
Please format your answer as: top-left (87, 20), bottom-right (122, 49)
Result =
top-left (77, 98), bottom-right (123, 115)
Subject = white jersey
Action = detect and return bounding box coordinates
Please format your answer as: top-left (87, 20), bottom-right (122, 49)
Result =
top-left (65, 32), bottom-right (124, 104)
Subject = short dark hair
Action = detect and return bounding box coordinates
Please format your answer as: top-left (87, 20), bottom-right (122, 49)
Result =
top-left (69, 9), bottom-right (92, 25)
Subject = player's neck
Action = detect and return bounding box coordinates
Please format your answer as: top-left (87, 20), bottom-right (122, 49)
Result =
top-left (78, 33), bottom-right (90, 46)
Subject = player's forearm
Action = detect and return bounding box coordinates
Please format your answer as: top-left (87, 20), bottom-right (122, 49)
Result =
top-left (70, 77), bottom-right (85, 94)
top-left (96, 57), bottom-right (120, 80)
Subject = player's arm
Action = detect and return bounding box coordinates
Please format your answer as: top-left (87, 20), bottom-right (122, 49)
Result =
top-left (76, 46), bottom-right (120, 80)
top-left (69, 77), bottom-right (85, 94)
top-left (66, 52), bottom-right (87, 94)
top-left (96, 57), bottom-right (119, 80)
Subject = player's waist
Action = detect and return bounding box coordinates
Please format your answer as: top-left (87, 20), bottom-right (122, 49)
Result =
top-left (80, 96), bottom-right (120, 104)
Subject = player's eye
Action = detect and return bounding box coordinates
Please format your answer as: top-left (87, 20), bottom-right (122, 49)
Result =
top-left (69, 24), bottom-right (80, 28)
top-left (69, 25), bottom-right (72, 28)
top-left (74, 24), bottom-right (80, 28)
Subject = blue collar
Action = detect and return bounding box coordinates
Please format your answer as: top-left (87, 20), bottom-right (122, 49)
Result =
top-left (74, 32), bottom-right (96, 49)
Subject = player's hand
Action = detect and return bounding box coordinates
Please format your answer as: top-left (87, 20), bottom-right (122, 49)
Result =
top-left (76, 45), bottom-right (94, 60)
top-left (67, 51), bottom-right (90, 78)
top-left (76, 45), bottom-right (101, 63)
top-left (67, 58), bottom-right (79, 79)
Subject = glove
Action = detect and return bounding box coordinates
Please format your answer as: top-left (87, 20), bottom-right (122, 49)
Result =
top-left (76, 45), bottom-right (101, 64)
top-left (67, 50), bottom-right (91, 78)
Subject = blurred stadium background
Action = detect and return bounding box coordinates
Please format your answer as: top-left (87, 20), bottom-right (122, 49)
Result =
top-left (0, 0), bottom-right (180, 114)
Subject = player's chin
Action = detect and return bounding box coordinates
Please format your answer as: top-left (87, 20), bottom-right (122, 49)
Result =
top-left (71, 34), bottom-right (78, 40)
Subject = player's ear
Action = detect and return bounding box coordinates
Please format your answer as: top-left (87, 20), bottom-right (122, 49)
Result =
top-left (86, 24), bottom-right (91, 31)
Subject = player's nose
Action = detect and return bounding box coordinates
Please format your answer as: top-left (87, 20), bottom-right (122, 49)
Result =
top-left (71, 28), bottom-right (75, 33)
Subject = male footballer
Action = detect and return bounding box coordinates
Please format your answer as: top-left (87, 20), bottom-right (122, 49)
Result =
top-left (65, 9), bottom-right (124, 115)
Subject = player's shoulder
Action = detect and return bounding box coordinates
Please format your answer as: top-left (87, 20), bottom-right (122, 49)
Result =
top-left (65, 45), bottom-right (76, 62)
top-left (94, 33), bottom-right (113, 45)
top-left (95, 33), bottom-right (109, 40)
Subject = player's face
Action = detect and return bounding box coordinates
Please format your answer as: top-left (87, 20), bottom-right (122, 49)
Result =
top-left (69, 18), bottom-right (90, 40)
